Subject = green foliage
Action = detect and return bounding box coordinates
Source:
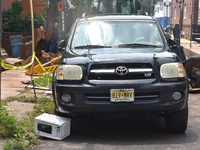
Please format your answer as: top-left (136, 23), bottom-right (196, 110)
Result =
top-left (2, 0), bottom-right (43, 32)
top-left (0, 107), bottom-right (24, 138)
top-left (1, 96), bottom-right (54, 149)
top-left (3, 132), bottom-right (38, 150)
top-left (34, 72), bottom-right (53, 88)
top-left (12, 0), bottom-right (23, 14)
top-left (35, 0), bottom-right (48, 17)
top-left (4, 95), bottom-right (52, 103)
top-left (3, 141), bottom-right (26, 150)
top-left (18, 88), bottom-right (32, 93)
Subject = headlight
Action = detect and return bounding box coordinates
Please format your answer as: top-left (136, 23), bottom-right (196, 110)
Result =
top-left (160, 63), bottom-right (185, 78)
top-left (56, 65), bottom-right (83, 80)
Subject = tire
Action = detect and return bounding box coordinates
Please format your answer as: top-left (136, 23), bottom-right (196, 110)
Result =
top-left (165, 105), bottom-right (188, 133)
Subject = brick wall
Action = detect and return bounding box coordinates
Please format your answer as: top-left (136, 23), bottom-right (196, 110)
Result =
top-left (2, 0), bottom-right (16, 10)
top-left (2, 0), bottom-right (46, 16)
top-left (22, 0), bottom-right (46, 16)
top-left (171, 0), bottom-right (199, 39)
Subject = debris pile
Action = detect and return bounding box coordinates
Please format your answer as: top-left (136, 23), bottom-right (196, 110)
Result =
top-left (20, 50), bottom-right (60, 69)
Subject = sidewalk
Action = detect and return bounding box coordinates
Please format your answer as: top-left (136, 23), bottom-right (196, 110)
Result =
top-left (180, 38), bottom-right (200, 56)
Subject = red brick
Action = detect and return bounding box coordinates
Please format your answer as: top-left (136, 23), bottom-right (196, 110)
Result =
top-left (2, 0), bottom-right (45, 16)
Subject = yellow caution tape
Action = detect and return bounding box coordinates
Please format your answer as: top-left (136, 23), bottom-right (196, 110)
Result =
top-left (0, 52), bottom-right (35, 70)
top-left (34, 54), bottom-right (46, 71)
top-left (0, 0), bottom-right (36, 71)
top-left (0, 47), bottom-right (6, 53)
top-left (33, 72), bottom-right (52, 90)
top-left (34, 82), bottom-right (49, 90)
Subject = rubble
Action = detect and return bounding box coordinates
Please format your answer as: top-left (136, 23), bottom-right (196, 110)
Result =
top-left (20, 50), bottom-right (60, 68)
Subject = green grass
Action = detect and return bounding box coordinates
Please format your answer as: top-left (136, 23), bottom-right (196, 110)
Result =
top-left (0, 96), bottom-right (54, 150)
top-left (34, 72), bottom-right (53, 88)
top-left (17, 88), bottom-right (32, 93)
top-left (0, 72), bottom-right (55, 149)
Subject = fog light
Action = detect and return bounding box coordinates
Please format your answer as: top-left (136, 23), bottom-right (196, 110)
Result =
top-left (172, 92), bottom-right (182, 101)
top-left (61, 94), bottom-right (72, 102)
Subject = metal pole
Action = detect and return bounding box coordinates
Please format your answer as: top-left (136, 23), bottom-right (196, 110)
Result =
top-left (176, 0), bottom-right (184, 33)
top-left (151, 0), bottom-right (154, 16)
top-left (30, 0), bottom-right (37, 100)
top-left (190, 14), bottom-right (192, 47)
top-left (0, 0), bottom-right (2, 106)
top-left (133, 0), bottom-right (138, 14)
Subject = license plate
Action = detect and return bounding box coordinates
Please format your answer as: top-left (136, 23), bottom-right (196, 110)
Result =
top-left (110, 89), bottom-right (134, 102)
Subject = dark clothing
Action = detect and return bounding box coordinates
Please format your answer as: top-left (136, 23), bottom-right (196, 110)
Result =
top-left (50, 28), bottom-right (59, 43)
top-left (48, 40), bottom-right (58, 53)
top-left (172, 27), bottom-right (175, 39)
top-left (45, 28), bottom-right (59, 53)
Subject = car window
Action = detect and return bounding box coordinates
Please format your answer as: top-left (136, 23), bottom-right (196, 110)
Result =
top-left (91, 0), bottom-right (131, 14)
top-left (71, 20), bottom-right (164, 52)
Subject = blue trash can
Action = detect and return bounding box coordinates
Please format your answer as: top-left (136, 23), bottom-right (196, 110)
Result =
top-left (11, 42), bottom-right (22, 58)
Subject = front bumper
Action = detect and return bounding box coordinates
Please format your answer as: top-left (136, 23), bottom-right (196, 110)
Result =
top-left (53, 79), bottom-right (188, 116)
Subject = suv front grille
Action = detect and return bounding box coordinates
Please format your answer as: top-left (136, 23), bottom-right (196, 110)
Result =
top-left (86, 92), bottom-right (159, 102)
top-left (89, 63), bottom-right (154, 80)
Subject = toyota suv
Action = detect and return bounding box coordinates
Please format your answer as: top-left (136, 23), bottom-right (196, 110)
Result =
top-left (52, 15), bottom-right (189, 133)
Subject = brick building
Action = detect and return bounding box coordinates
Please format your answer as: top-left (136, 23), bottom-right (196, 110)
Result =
top-left (2, 0), bottom-right (16, 10)
top-left (2, 0), bottom-right (46, 16)
top-left (171, 0), bottom-right (200, 41)
top-left (21, 0), bottom-right (46, 16)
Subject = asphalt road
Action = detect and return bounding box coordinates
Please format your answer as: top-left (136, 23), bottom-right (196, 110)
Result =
top-left (33, 91), bottom-right (200, 150)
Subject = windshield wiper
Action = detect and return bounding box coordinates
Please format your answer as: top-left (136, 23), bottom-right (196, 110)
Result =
top-left (74, 45), bottom-right (112, 49)
top-left (118, 43), bottom-right (163, 48)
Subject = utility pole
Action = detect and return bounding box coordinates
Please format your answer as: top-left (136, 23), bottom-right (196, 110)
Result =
top-left (0, 0), bottom-right (2, 105)
top-left (190, 14), bottom-right (193, 47)
top-left (176, 0), bottom-right (184, 32)
top-left (0, 0), bottom-right (2, 48)
top-left (150, 0), bottom-right (154, 16)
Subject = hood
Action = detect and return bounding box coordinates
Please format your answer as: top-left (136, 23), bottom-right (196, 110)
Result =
top-left (62, 51), bottom-right (179, 65)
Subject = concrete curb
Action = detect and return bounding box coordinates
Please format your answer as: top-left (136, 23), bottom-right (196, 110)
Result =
top-left (183, 47), bottom-right (200, 57)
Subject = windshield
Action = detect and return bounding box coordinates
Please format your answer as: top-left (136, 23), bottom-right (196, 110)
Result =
top-left (71, 20), bottom-right (164, 52)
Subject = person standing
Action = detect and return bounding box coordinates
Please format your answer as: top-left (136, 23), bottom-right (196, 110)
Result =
top-left (180, 30), bottom-right (185, 38)
top-left (46, 22), bottom-right (59, 53)
top-left (172, 25), bottom-right (176, 39)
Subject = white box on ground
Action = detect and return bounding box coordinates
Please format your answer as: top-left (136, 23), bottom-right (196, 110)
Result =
top-left (34, 113), bottom-right (71, 140)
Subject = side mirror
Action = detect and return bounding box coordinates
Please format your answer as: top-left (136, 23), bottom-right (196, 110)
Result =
top-left (165, 32), bottom-right (178, 49)
top-left (58, 40), bottom-right (66, 52)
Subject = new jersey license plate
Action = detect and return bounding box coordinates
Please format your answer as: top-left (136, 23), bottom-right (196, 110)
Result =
top-left (110, 89), bottom-right (134, 102)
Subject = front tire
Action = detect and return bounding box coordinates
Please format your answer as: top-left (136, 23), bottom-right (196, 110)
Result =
top-left (165, 105), bottom-right (188, 133)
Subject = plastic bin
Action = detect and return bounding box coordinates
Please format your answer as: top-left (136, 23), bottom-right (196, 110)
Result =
top-left (10, 35), bottom-right (23, 44)
top-left (11, 42), bottom-right (21, 58)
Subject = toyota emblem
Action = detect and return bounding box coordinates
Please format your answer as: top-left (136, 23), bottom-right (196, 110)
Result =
top-left (115, 66), bottom-right (128, 75)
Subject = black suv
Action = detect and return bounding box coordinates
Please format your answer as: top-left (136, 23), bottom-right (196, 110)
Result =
top-left (53, 15), bottom-right (189, 133)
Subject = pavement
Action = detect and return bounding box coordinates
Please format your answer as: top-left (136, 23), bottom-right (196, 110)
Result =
top-left (180, 38), bottom-right (200, 56)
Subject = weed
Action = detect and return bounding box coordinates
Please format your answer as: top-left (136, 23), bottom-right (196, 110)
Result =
top-left (1, 96), bottom-right (54, 149)
top-left (0, 107), bottom-right (21, 138)
top-left (17, 88), bottom-right (32, 93)
top-left (3, 140), bottom-right (26, 150)
top-left (34, 72), bottom-right (53, 88)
